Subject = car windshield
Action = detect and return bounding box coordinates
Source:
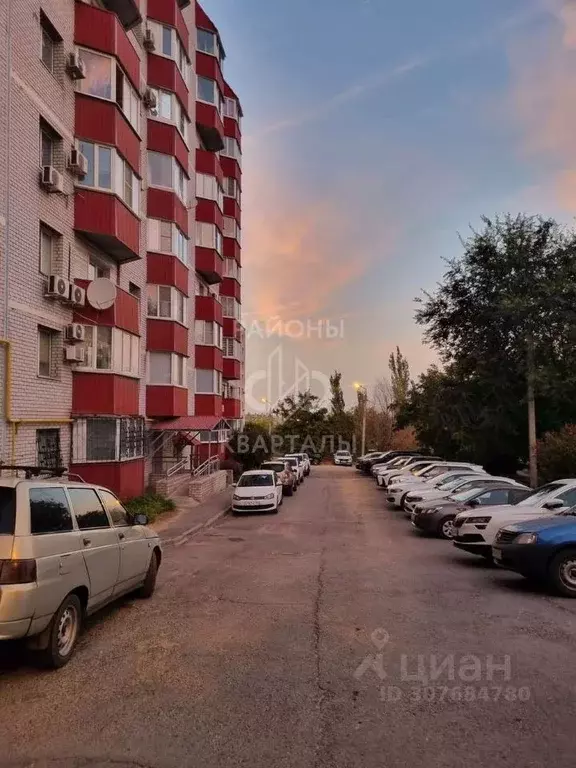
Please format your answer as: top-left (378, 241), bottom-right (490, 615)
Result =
top-left (435, 474), bottom-right (468, 489)
top-left (238, 474), bottom-right (274, 487)
top-left (451, 487), bottom-right (490, 503)
top-left (284, 458), bottom-right (298, 468)
top-left (0, 487), bottom-right (16, 534)
top-left (514, 482), bottom-right (566, 506)
top-left (336, 451), bottom-right (350, 456)
top-left (262, 463), bottom-right (286, 473)
top-left (448, 479), bottom-right (488, 494)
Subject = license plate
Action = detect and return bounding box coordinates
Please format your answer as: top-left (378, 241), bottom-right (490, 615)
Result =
top-left (240, 499), bottom-right (264, 506)
top-left (493, 548), bottom-right (503, 562)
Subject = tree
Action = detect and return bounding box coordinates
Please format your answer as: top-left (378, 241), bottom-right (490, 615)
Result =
top-left (538, 425), bottom-right (576, 483)
top-left (228, 420), bottom-right (272, 471)
top-left (330, 370), bottom-right (346, 414)
top-left (415, 214), bottom-right (576, 484)
top-left (388, 347), bottom-right (411, 411)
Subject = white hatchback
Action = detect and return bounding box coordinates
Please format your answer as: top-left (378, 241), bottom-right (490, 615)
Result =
top-left (232, 470), bottom-right (283, 514)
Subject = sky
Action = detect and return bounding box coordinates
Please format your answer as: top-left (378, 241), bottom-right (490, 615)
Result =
top-left (202, 0), bottom-right (576, 410)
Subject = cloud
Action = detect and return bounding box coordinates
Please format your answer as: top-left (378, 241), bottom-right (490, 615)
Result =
top-left (510, 0), bottom-right (576, 209)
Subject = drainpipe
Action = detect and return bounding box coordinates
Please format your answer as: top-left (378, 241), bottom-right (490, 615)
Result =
top-left (2, 0), bottom-right (13, 462)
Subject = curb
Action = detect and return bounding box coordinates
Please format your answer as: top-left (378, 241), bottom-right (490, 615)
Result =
top-left (162, 506), bottom-right (231, 547)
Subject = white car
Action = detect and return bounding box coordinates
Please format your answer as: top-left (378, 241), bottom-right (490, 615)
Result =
top-left (386, 463), bottom-right (485, 508)
top-left (453, 479), bottom-right (576, 558)
top-left (403, 472), bottom-right (499, 514)
top-left (334, 450), bottom-right (353, 466)
top-left (375, 459), bottom-right (442, 487)
top-left (286, 453), bottom-right (310, 476)
top-left (232, 470), bottom-right (284, 514)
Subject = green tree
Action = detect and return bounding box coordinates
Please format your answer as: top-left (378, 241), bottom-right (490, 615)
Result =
top-left (388, 347), bottom-right (411, 411)
top-left (538, 425), bottom-right (576, 483)
top-left (228, 420), bottom-right (272, 471)
top-left (330, 370), bottom-right (346, 414)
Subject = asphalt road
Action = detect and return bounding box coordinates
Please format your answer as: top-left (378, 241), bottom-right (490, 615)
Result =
top-left (2, 465), bottom-right (576, 768)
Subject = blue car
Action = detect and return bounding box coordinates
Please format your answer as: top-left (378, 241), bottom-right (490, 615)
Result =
top-left (492, 512), bottom-right (576, 597)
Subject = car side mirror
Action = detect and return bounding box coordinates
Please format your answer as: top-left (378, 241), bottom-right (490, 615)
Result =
top-left (467, 498), bottom-right (480, 507)
top-left (543, 499), bottom-right (564, 510)
top-left (133, 513), bottom-right (148, 526)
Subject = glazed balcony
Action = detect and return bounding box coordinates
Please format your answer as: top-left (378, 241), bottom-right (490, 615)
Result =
top-left (223, 358), bottom-right (241, 381)
top-left (195, 394), bottom-right (223, 418)
top-left (73, 280), bottom-right (139, 334)
top-left (75, 189), bottom-right (140, 263)
top-left (148, 54), bottom-right (189, 118)
top-left (75, 2), bottom-right (140, 85)
top-left (72, 373), bottom-right (139, 415)
top-left (196, 295), bottom-right (223, 324)
top-left (147, 189), bottom-right (189, 236)
top-left (195, 346), bottom-right (223, 371)
top-left (146, 386), bottom-right (188, 418)
top-left (147, 320), bottom-right (188, 356)
top-left (223, 397), bottom-right (242, 420)
top-left (148, 0), bottom-right (189, 51)
top-left (147, 121), bottom-right (189, 174)
top-left (147, 253), bottom-right (190, 296)
top-left (196, 102), bottom-right (225, 153)
top-left (220, 277), bottom-right (241, 302)
top-left (196, 247), bottom-right (224, 284)
top-left (196, 148), bottom-right (224, 185)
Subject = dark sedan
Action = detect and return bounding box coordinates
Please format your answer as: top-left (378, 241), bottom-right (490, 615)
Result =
top-left (411, 484), bottom-right (532, 540)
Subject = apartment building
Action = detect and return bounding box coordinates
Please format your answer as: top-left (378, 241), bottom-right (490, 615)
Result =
top-left (0, 0), bottom-right (244, 497)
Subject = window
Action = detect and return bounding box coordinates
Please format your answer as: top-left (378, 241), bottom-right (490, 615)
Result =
top-left (222, 296), bottom-right (240, 319)
top-left (0, 488), bottom-right (16, 536)
top-left (197, 28), bottom-right (216, 55)
top-left (225, 258), bottom-right (240, 280)
top-left (40, 12), bottom-right (60, 73)
top-left (77, 48), bottom-right (113, 100)
top-left (100, 489), bottom-right (130, 526)
top-left (224, 97), bottom-right (237, 119)
top-left (87, 258), bottom-right (111, 281)
top-left (148, 152), bottom-right (187, 203)
top-left (39, 225), bottom-right (56, 275)
top-left (555, 488), bottom-right (576, 508)
top-left (195, 222), bottom-right (223, 254)
top-left (69, 488), bottom-right (110, 530)
top-left (30, 487), bottom-right (72, 534)
top-left (147, 285), bottom-right (187, 324)
top-left (36, 429), bottom-right (62, 468)
top-left (78, 141), bottom-right (140, 214)
top-left (72, 417), bottom-right (145, 463)
top-left (475, 488), bottom-right (512, 506)
top-left (79, 326), bottom-right (139, 376)
top-left (222, 136), bottom-right (241, 162)
top-left (147, 21), bottom-right (189, 81)
top-left (148, 88), bottom-right (189, 143)
top-left (40, 127), bottom-right (54, 168)
top-left (223, 337), bottom-right (241, 358)
top-left (195, 320), bottom-right (222, 347)
top-left (148, 352), bottom-right (187, 386)
top-left (196, 368), bottom-right (222, 394)
top-left (38, 326), bottom-right (57, 378)
top-left (196, 173), bottom-right (224, 208)
top-left (223, 216), bottom-right (236, 239)
top-left (197, 76), bottom-right (218, 105)
top-left (223, 177), bottom-right (240, 201)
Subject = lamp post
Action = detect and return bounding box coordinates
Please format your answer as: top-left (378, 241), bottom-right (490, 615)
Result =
top-left (354, 382), bottom-right (367, 458)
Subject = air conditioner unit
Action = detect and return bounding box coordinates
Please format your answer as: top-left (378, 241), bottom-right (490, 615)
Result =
top-left (66, 323), bottom-right (85, 343)
top-left (45, 274), bottom-right (71, 301)
top-left (143, 28), bottom-right (156, 52)
top-left (65, 345), bottom-right (86, 363)
top-left (69, 283), bottom-right (86, 307)
top-left (143, 87), bottom-right (157, 111)
top-left (66, 51), bottom-right (86, 80)
top-left (40, 166), bottom-right (64, 193)
top-left (68, 148), bottom-right (88, 178)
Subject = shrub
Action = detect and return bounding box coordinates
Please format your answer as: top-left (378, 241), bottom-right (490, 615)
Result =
top-left (123, 493), bottom-right (176, 523)
top-left (538, 425), bottom-right (576, 483)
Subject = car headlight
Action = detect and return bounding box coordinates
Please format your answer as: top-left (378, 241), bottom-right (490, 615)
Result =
top-left (233, 494), bottom-right (242, 500)
top-left (264, 493), bottom-right (275, 499)
top-left (515, 533), bottom-right (537, 545)
top-left (471, 516), bottom-right (492, 524)
top-left (424, 507), bottom-right (440, 514)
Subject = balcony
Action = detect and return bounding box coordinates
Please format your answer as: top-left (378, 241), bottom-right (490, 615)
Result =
top-left (224, 116), bottom-right (241, 145)
top-left (195, 394), bottom-right (223, 418)
top-left (223, 317), bottom-right (241, 339)
top-left (148, 120), bottom-right (189, 174)
top-left (148, 0), bottom-right (189, 51)
top-left (224, 196), bottom-right (241, 223)
top-left (75, 189), bottom-right (140, 263)
top-left (75, 3), bottom-right (140, 85)
top-left (220, 277), bottom-right (241, 302)
top-left (223, 358), bottom-right (241, 380)
top-left (148, 54), bottom-right (189, 118)
top-left (75, 95), bottom-right (140, 173)
top-left (195, 345), bottom-right (223, 371)
top-left (196, 295), bottom-right (223, 324)
top-left (147, 319), bottom-right (188, 355)
top-left (196, 247), bottom-right (224, 284)
top-left (147, 253), bottom-right (189, 295)
top-left (147, 386), bottom-right (188, 418)
top-left (196, 199), bottom-right (224, 231)
top-left (196, 102), bottom-right (225, 153)
top-left (196, 148), bottom-right (224, 185)
top-left (223, 397), bottom-right (242, 420)
top-left (147, 189), bottom-right (189, 236)
top-left (72, 373), bottom-right (139, 415)
top-left (220, 155), bottom-right (241, 183)
top-left (196, 51), bottom-right (226, 94)
top-left (223, 237), bottom-right (241, 263)
top-left (73, 280), bottom-right (139, 335)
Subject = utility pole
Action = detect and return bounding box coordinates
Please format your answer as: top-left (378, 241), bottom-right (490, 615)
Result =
top-left (527, 337), bottom-right (538, 488)
top-left (354, 383), bottom-right (367, 457)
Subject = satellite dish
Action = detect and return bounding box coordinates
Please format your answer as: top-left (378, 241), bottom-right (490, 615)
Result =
top-left (86, 278), bottom-right (117, 311)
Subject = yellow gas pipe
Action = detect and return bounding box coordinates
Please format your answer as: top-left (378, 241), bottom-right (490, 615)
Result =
top-left (0, 340), bottom-right (72, 466)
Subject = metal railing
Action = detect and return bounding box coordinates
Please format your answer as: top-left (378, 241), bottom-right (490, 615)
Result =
top-left (166, 457), bottom-right (189, 477)
top-left (192, 456), bottom-right (220, 478)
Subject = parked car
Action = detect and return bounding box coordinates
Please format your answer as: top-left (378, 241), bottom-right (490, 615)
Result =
top-left (334, 450), bottom-right (353, 466)
top-left (362, 450), bottom-right (423, 475)
top-left (232, 470), bottom-right (283, 515)
top-left (0, 478), bottom-right (161, 668)
top-left (375, 457), bottom-right (444, 487)
top-left (283, 456), bottom-right (305, 484)
top-left (386, 463), bottom-right (485, 508)
top-left (260, 460), bottom-right (297, 496)
top-left (286, 453), bottom-right (311, 477)
top-left (453, 479), bottom-right (576, 559)
top-left (493, 511), bottom-right (576, 596)
top-left (404, 474), bottom-right (519, 514)
top-left (356, 451), bottom-right (391, 471)
top-left (412, 484), bottom-right (531, 539)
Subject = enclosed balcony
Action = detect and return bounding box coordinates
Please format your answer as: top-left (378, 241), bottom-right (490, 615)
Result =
top-left (196, 295), bottom-right (223, 324)
top-left (196, 248), bottom-right (224, 284)
top-left (75, 189), bottom-right (140, 263)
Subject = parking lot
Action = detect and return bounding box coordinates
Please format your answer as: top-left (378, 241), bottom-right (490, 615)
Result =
top-left (2, 464), bottom-right (576, 768)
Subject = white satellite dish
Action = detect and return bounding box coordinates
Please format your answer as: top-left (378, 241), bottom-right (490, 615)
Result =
top-left (86, 278), bottom-right (117, 311)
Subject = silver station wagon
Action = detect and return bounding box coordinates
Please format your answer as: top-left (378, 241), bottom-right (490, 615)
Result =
top-left (0, 476), bottom-right (162, 668)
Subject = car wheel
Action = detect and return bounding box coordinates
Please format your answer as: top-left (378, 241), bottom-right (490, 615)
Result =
top-left (437, 516), bottom-right (456, 540)
top-left (548, 549), bottom-right (576, 597)
top-left (400, 492), bottom-right (409, 510)
top-left (138, 551), bottom-right (159, 599)
top-left (36, 593), bottom-right (82, 669)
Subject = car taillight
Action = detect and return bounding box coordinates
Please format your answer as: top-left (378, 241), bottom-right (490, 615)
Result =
top-left (0, 559), bottom-right (37, 585)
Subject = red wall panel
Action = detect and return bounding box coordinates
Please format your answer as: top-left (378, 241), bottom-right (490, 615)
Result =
top-left (146, 385), bottom-right (188, 417)
top-left (69, 459), bottom-right (145, 499)
top-left (220, 277), bottom-right (241, 302)
top-left (74, 189), bottom-right (140, 261)
top-left (196, 149), bottom-right (224, 185)
top-left (224, 116), bottom-right (241, 145)
top-left (220, 155), bottom-right (241, 184)
top-left (195, 345), bottom-right (223, 371)
top-left (223, 237), bottom-right (241, 263)
top-left (223, 358), bottom-right (241, 381)
top-left (195, 295), bottom-right (223, 324)
top-left (75, 95), bottom-right (140, 173)
top-left (223, 196), bottom-right (241, 223)
top-left (147, 252), bottom-right (190, 295)
top-left (196, 247), bottom-right (224, 283)
top-left (72, 373), bottom-right (139, 415)
top-left (223, 398), bottom-right (242, 419)
top-left (74, 280), bottom-right (139, 335)
top-left (147, 120), bottom-right (189, 174)
top-left (147, 54), bottom-right (190, 118)
top-left (147, 188), bottom-right (189, 236)
top-left (196, 51), bottom-right (226, 95)
top-left (147, 0), bottom-right (189, 50)
top-left (196, 199), bottom-right (224, 231)
top-left (146, 319), bottom-right (188, 355)
top-left (195, 394), bottom-right (223, 417)
top-left (196, 102), bottom-right (225, 144)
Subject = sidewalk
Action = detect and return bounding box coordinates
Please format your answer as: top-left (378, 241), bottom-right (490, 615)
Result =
top-left (151, 488), bottom-right (233, 546)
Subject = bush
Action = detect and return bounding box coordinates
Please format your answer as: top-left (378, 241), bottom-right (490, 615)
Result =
top-left (123, 493), bottom-right (176, 523)
top-left (538, 425), bottom-right (576, 483)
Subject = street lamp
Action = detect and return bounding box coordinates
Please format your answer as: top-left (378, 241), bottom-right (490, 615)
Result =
top-left (354, 382), bottom-right (367, 458)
